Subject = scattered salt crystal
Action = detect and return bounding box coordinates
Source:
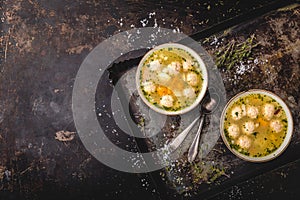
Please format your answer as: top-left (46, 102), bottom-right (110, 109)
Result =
top-left (210, 36), bottom-right (218, 45)
top-left (236, 61), bottom-right (253, 75)
top-left (153, 19), bottom-right (158, 28)
top-left (172, 27), bottom-right (180, 33)
top-left (140, 19), bottom-right (148, 27)
top-left (149, 12), bottom-right (156, 19)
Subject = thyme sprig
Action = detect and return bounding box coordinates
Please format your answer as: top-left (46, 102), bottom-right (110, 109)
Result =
top-left (215, 34), bottom-right (259, 69)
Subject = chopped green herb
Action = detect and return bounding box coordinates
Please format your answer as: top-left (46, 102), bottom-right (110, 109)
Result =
top-left (253, 132), bottom-right (258, 137)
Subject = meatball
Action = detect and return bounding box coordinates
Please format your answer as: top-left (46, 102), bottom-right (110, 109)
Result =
top-left (247, 106), bottom-right (259, 119)
top-left (160, 95), bottom-right (174, 108)
top-left (228, 124), bottom-right (240, 139)
top-left (270, 120), bottom-right (283, 133)
top-left (231, 106), bottom-right (243, 120)
top-left (183, 87), bottom-right (196, 99)
top-left (142, 81), bottom-right (156, 93)
top-left (263, 103), bottom-right (275, 120)
top-left (237, 135), bottom-right (252, 149)
top-left (182, 60), bottom-right (192, 72)
top-left (242, 121), bottom-right (256, 134)
top-left (166, 62), bottom-right (181, 75)
top-left (149, 60), bottom-right (161, 71)
top-left (158, 72), bottom-right (171, 83)
top-left (186, 72), bottom-right (199, 86)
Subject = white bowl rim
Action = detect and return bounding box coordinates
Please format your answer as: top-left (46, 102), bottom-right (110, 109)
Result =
top-left (136, 43), bottom-right (208, 115)
top-left (220, 89), bottom-right (294, 162)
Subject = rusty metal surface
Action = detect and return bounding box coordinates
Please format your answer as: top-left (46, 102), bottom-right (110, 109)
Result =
top-left (0, 0), bottom-right (299, 199)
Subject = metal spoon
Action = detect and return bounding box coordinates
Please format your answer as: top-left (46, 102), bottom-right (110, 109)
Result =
top-left (187, 94), bottom-right (219, 163)
top-left (168, 115), bottom-right (201, 153)
top-left (167, 93), bottom-right (218, 153)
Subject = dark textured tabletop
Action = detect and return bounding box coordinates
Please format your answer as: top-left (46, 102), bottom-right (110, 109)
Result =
top-left (0, 0), bottom-right (299, 199)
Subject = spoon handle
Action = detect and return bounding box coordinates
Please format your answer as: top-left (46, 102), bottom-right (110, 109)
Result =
top-left (168, 116), bottom-right (200, 152)
top-left (188, 114), bottom-right (205, 163)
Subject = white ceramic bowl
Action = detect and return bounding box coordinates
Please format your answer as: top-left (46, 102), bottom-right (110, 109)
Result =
top-left (220, 89), bottom-right (293, 162)
top-left (136, 43), bottom-right (208, 115)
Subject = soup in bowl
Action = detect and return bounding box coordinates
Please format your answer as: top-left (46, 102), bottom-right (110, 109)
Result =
top-left (136, 43), bottom-right (208, 115)
top-left (220, 89), bottom-right (293, 162)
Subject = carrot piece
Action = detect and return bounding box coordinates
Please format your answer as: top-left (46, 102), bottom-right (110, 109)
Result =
top-left (157, 85), bottom-right (172, 96)
top-left (258, 117), bottom-right (268, 127)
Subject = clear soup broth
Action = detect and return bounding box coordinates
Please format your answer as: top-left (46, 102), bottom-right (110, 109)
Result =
top-left (224, 93), bottom-right (288, 157)
top-left (139, 47), bottom-right (203, 111)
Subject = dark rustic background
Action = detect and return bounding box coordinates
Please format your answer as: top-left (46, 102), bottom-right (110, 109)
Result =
top-left (0, 0), bottom-right (299, 199)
